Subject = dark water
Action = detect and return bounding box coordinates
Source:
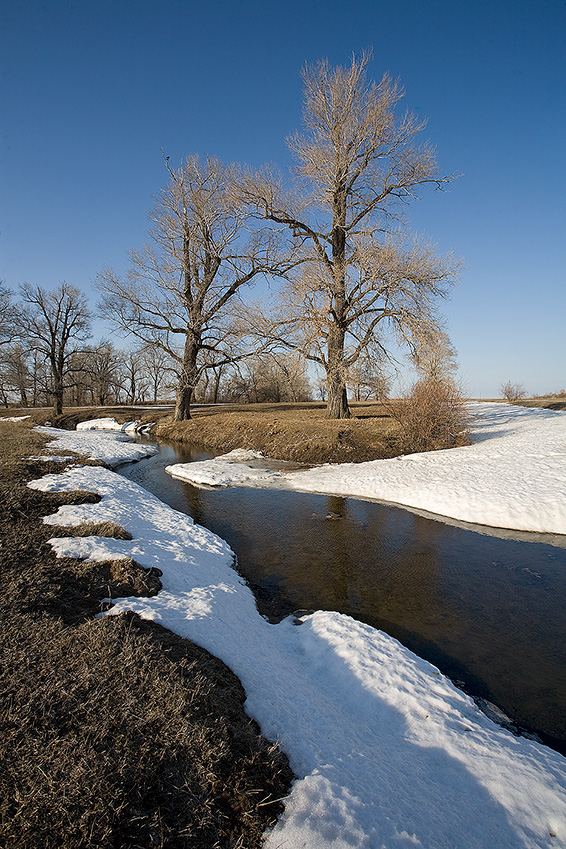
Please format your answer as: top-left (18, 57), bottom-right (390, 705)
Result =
top-left (119, 441), bottom-right (566, 755)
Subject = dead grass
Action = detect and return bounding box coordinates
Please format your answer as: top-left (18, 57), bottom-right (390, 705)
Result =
top-left (391, 378), bottom-right (471, 454)
top-left (514, 398), bottom-right (566, 411)
top-left (0, 421), bottom-right (294, 848)
top-left (153, 401), bottom-right (402, 463)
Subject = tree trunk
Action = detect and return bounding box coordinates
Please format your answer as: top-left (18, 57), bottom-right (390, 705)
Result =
top-left (174, 335), bottom-right (199, 421)
top-left (326, 325), bottom-right (351, 419)
top-left (174, 382), bottom-right (193, 420)
top-left (326, 374), bottom-right (350, 418)
top-left (53, 387), bottom-right (64, 415)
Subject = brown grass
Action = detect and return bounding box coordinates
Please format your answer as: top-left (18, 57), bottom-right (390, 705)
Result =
top-left (514, 399), bottom-right (566, 411)
top-left (5, 402), bottom-right (403, 463)
top-left (0, 421), bottom-right (293, 848)
top-left (153, 401), bottom-right (402, 463)
top-left (391, 378), bottom-right (471, 454)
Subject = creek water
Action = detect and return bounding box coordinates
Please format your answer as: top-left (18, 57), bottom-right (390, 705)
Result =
top-left (118, 440), bottom-right (566, 756)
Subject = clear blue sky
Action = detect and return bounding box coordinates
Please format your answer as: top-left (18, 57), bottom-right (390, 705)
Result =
top-left (2, 0), bottom-right (565, 397)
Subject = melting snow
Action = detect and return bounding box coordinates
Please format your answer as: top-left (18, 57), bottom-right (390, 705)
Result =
top-left (26, 403), bottom-right (566, 848)
top-left (166, 403), bottom-right (566, 535)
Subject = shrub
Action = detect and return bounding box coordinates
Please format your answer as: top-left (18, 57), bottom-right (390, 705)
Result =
top-left (396, 376), bottom-right (469, 454)
top-left (501, 381), bottom-right (527, 402)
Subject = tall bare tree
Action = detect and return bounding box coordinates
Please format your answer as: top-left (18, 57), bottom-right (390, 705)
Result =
top-left (0, 343), bottom-right (32, 406)
top-left (241, 51), bottom-right (459, 418)
top-left (98, 156), bottom-right (293, 420)
top-left (19, 282), bottom-right (91, 414)
top-left (0, 282), bottom-right (17, 346)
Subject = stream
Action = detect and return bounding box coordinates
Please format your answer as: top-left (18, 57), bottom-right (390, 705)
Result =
top-left (119, 440), bottom-right (566, 756)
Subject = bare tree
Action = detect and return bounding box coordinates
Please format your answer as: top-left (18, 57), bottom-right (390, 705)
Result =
top-left (118, 346), bottom-right (147, 405)
top-left (0, 282), bottom-right (17, 346)
top-left (240, 51), bottom-right (459, 418)
top-left (347, 352), bottom-right (391, 401)
top-left (0, 343), bottom-right (32, 406)
top-left (98, 156), bottom-right (293, 420)
top-left (411, 326), bottom-right (458, 381)
top-left (139, 343), bottom-right (178, 404)
top-left (501, 381), bottom-right (527, 403)
top-left (18, 282), bottom-right (91, 414)
top-left (224, 351), bottom-right (311, 403)
top-left (74, 341), bottom-right (123, 405)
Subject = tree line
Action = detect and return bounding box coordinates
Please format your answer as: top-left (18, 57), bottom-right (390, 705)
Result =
top-left (3, 52), bottom-right (460, 419)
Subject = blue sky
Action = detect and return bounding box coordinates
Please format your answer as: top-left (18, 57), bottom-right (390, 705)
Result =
top-left (2, 0), bottom-right (565, 397)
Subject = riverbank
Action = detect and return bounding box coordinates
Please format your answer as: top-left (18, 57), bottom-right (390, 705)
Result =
top-left (10, 397), bottom-right (562, 466)
top-left (19, 400), bottom-right (404, 463)
top-left (153, 401), bottom-right (404, 463)
top-left (166, 402), bottom-right (566, 537)
top-left (0, 420), bottom-right (293, 848)
top-left (21, 417), bottom-right (566, 848)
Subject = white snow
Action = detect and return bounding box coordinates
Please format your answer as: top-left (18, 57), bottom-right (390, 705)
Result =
top-left (166, 402), bottom-right (566, 536)
top-left (27, 405), bottom-right (566, 849)
top-left (0, 414), bottom-right (32, 421)
top-left (35, 425), bottom-right (157, 467)
top-left (76, 417), bottom-right (140, 433)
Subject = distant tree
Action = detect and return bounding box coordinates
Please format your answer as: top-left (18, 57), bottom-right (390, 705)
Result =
top-left (139, 343), bottom-right (178, 404)
top-left (0, 343), bottom-right (32, 406)
top-left (347, 350), bottom-right (391, 401)
top-left (0, 282), bottom-right (17, 346)
top-left (118, 346), bottom-right (147, 405)
top-left (77, 341), bottom-right (123, 405)
top-left (224, 352), bottom-right (311, 404)
top-left (501, 381), bottom-right (526, 403)
top-left (240, 51), bottom-right (459, 419)
top-left (18, 282), bottom-right (91, 414)
top-left (98, 156), bottom-right (293, 420)
top-left (411, 327), bottom-right (458, 382)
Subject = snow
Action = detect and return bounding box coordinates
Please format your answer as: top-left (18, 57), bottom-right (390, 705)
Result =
top-left (35, 425), bottom-right (157, 467)
top-left (27, 406), bottom-right (566, 849)
top-left (166, 402), bottom-right (566, 536)
top-left (76, 417), bottom-right (140, 433)
top-left (0, 414), bottom-right (32, 421)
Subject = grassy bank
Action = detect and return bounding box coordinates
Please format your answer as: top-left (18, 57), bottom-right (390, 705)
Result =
top-left (7, 396), bottom-right (475, 463)
top-left (0, 421), bottom-right (293, 848)
top-left (152, 401), bottom-right (403, 463)
top-left (21, 401), bottom-right (402, 463)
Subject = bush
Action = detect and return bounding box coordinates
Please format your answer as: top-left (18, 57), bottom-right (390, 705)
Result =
top-left (396, 376), bottom-right (469, 454)
top-left (501, 381), bottom-right (527, 402)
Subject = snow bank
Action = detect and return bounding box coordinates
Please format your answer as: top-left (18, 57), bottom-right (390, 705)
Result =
top-left (29, 460), bottom-right (566, 848)
top-left (35, 425), bottom-right (157, 467)
top-left (76, 417), bottom-right (140, 433)
top-left (166, 403), bottom-right (566, 535)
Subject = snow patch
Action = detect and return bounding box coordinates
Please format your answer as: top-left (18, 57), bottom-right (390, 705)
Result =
top-left (35, 425), bottom-right (157, 467)
top-left (76, 417), bottom-right (140, 433)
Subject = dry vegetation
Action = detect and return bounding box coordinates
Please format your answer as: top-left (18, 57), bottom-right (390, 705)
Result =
top-left (10, 394), bottom-right (474, 463)
top-left (0, 421), bottom-right (293, 849)
top-left (152, 401), bottom-right (404, 463)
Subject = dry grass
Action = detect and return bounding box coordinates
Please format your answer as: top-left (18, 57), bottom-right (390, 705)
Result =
top-left (514, 398), bottom-right (566, 411)
top-left (0, 421), bottom-right (294, 848)
top-left (153, 401), bottom-right (402, 463)
top-left (391, 378), bottom-right (471, 454)
top-left (5, 401), bottom-right (402, 463)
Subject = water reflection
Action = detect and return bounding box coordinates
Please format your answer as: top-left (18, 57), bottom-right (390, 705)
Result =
top-left (120, 441), bottom-right (566, 755)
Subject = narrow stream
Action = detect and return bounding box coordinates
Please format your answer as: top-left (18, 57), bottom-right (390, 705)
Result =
top-left (119, 440), bottom-right (566, 756)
